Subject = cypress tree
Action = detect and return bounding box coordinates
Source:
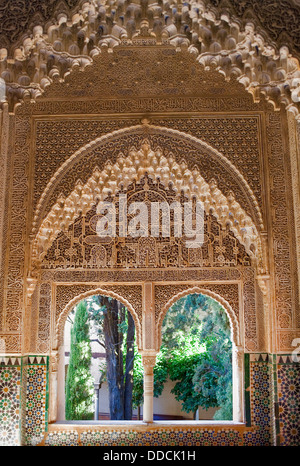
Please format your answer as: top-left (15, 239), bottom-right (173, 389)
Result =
top-left (65, 300), bottom-right (94, 420)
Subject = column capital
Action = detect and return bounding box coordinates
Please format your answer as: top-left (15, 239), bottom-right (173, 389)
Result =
top-left (141, 350), bottom-right (158, 369)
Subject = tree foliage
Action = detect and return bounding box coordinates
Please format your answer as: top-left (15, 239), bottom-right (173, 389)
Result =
top-left (65, 293), bottom-right (233, 422)
top-left (86, 296), bottom-right (135, 420)
top-left (159, 293), bottom-right (233, 420)
top-left (65, 300), bottom-right (94, 420)
top-left (192, 299), bottom-right (233, 419)
top-left (131, 293), bottom-right (233, 420)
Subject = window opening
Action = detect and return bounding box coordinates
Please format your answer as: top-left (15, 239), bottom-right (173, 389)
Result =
top-left (153, 293), bottom-right (233, 421)
top-left (61, 292), bottom-right (236, 423)
top-left (64, 295), bottom-right (139, 421)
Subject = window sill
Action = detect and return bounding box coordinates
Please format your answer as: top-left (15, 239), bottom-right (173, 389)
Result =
top-left (51, 420), bottom-right (245, 428)
top-left (40, 421), bottom-right (251, 446)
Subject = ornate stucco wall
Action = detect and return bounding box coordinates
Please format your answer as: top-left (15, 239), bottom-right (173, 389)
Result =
top-left (0, 0), bottom-right (299, 447)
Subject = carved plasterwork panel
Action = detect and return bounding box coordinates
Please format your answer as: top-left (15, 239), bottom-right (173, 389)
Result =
top-left (32, 93), bottom-right (266, 116)
top-left (1, 2), bottom-right (300, 117)
top-left (33, 113), bottom-right (264, 218)
top-left (0, 30), bottom-right (298, 357)
top-left (33, 126), bottom-right (263, 230)
top-left (42, 201), bottom-right (251, 271)
top-left (37, 282), bottom-right (51, 354)
top-left (154, 116), bottom-right (263, 211)
top-left (31, 127), bottom-right (264, 273)
top-left (41, 267), bottom-right (243, 284)
top-left (36, 149), bottom-right (259, 268)
top-left (41, 49), bottom-right (249, 102)
top-left (2, 110), bottom-right (30, 336)
top-left (241, 267), bottom-right (257, 351)
top-left (266, 111), bottom-right (300, 350)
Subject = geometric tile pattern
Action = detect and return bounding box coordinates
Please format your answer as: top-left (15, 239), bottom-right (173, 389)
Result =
top-left (44, 428), bottom-right (247, 446)
top-left (247, 354), bottom-right (274, 446)
top-left (23, 356), bottom-right (49, 446)
top-left (1, 353), bottom-right (299, 446)
top-left (44, 430), bottom-right (79, 446)
top-left (276, 356), bottom-right (300, 446)
top-left (0, 359), bottom-right (21, 446)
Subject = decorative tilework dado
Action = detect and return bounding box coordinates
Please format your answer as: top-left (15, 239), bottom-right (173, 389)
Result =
top-left (1, 354), bottom-right (299, 446)
top-left (23, 356), bottom-right (49, 446)
top-left (276, 355), bottom-right (300, 446)
top-left (0, 357), bottom-right (21, 446)
top-left (244, 354), bottom-right (274, 446)
top-left (42, 424), bottom-right (249, 447)
top-left (0, 355), bottom-right (49, 446)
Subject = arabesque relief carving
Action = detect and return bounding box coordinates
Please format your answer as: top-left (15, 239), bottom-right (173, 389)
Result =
top-left (0, 0), bottom-right (300, 119)
top-left (41, 173), bottom-right (252, 270)
top-left (31, 123), bottom-right (265, 236)
top-left (0, 3), bottom-right (299, 357)
top-left (33, 140), bottom-right (261, 269)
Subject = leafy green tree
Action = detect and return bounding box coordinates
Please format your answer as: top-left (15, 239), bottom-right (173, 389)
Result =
top-left (164, 338), bottom-right (208, 418)
top-left (65, 300), bottom-right (94, 420)
top-left (161, 294), bottom-right (210, 350)
top-left (192, 300), bottom-right (233, 420)
top-left (131, 349), bottom-right (144, 414)
top-left (87, 296), bottom-right (136, 420)
top-left (159, 293), bottom-right (233, 420)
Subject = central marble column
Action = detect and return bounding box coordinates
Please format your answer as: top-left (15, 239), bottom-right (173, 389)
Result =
top-left (142, 352), bottom-right (157, 423)
top-left (141, 282), bottom-right (157, 422)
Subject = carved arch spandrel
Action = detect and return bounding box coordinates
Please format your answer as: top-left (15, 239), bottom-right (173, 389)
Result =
top-left (31, 125), bottom-right (265, 271)
top-left (155, 285), bottom-right (241, 351)
top-left (55, 286), bottom-right (142, 350)
top-left (32, 125), bottom-right (264, 232)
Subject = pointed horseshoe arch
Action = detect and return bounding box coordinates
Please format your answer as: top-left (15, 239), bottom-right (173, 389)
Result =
top-left (156, 286), bottom-right (241, 350)
top-left (56, 287), bottom-right (142, 350)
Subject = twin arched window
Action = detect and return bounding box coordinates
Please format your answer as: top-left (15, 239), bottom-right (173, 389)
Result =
top-left (61, 293), bottom-right (236, 423)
